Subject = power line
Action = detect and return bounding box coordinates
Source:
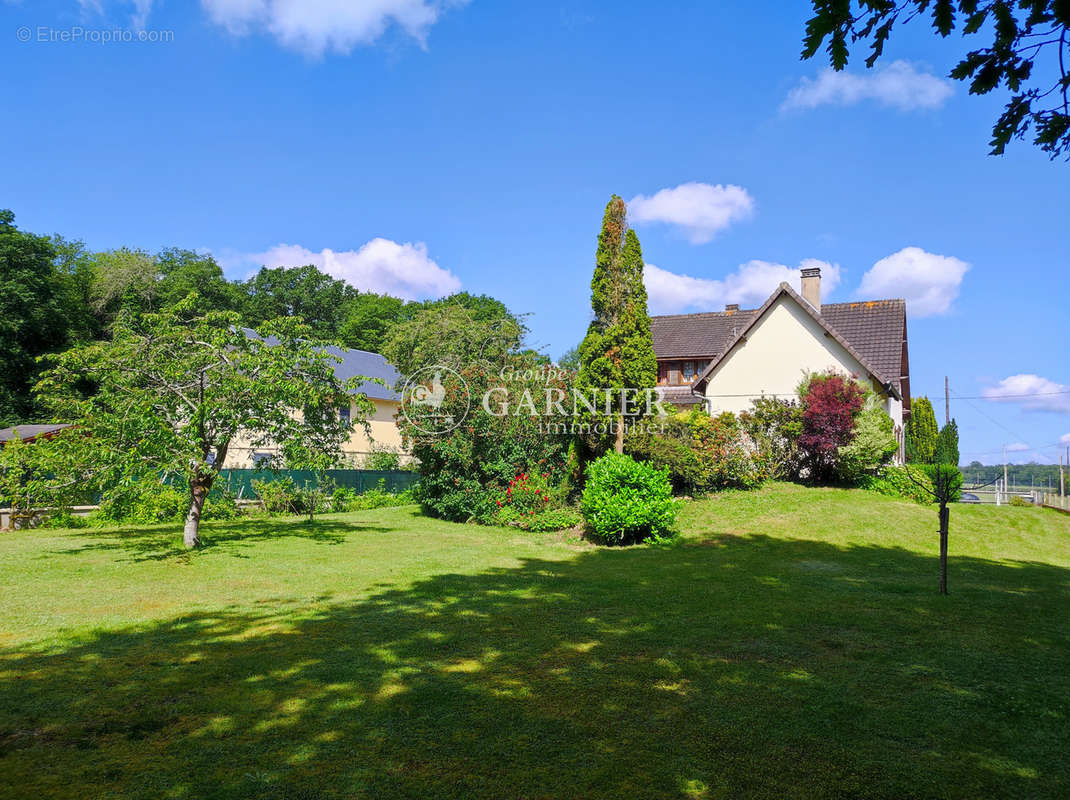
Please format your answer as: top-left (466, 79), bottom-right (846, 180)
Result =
top-left (949, 390), bottom-right (1070, 400)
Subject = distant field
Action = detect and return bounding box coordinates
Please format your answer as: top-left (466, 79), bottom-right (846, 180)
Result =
top-left (1, 484), bottom-right (1068, 799)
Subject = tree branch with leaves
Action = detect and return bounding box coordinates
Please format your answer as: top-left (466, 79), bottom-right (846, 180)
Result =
top-left (33, 296), bottom-right (373, 547)
top-left (802, 1), bottom-right (1070, 157)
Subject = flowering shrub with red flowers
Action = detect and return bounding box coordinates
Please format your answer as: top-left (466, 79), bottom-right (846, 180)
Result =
top-left (398, 352), bottom-right (573, 523)
top-left (492, 469), bottom-right (580, 530)
top-left (495, 470), bottom-right (556, 515)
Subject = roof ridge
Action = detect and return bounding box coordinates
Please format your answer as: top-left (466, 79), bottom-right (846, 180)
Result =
top-left (822, 298), bottom-right (905, 308)
top-left (650, 309), bottom-right (757, 321)
top-left (691, 282), bottom-right (900, 397)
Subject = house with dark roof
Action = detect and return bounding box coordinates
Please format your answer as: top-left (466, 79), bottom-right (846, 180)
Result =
top-left (222, 345), bottom-right (408, 469)
top-left (0, 424), bottom-right (72, 446)
top-left (651, 267), bottom-right (911, 460)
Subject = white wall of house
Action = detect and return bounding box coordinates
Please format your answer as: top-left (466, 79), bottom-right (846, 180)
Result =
top-left (222, 397), bottom-right (411, 469)
top-left (701, 294), bottom-right (904, 435)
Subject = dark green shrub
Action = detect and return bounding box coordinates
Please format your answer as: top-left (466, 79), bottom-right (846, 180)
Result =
top-left (858, 465), bottom-right (935, 505)
top-left (98, 480), bottom-right (188, 524)
top-left (627, 409), bottom-right (761, 495)
top-left (739, 396), bottom-right (803, 480)
top-left (403, 355), bottom-right (572, 523)
top-left (364, 447), bottom-right (401, 471)
top-left (523, 507), bottom-right (582, 531)
top-left (496, 505), bottom-right (581, 531)
top-left (331, 480), bottom-right (415, 512)
top-left (202, 486), bottom-right (241, 520)
top-left (252, 477), bottom-right (302, 515)
top-left (581, 452), bottom-right (677, 545)
top-left (39, 510), bottom-right (89, 529)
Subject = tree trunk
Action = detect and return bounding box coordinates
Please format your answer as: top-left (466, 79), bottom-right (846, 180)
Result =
top-left (614, 411), bottom-right (625, 454)
top-left (183, 474), bottom-right (212, 549)
top-left (938, 502), bottom-right (949, 595)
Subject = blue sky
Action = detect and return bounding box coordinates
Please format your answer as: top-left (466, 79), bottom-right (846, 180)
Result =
top-left (3, 0), bottom-right (1068, 465)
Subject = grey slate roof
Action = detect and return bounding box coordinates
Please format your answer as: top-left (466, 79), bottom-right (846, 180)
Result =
top-left (652, 290), bottom-right (907, 396)
top-left (0, 424), bottom-right (72, 444)
top-left (241, 329), bottom-right (401, 402)
top-left (323, 345), bottom-right (402, 402)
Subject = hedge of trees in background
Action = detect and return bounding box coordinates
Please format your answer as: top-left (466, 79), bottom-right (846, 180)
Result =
top-left (0, 208), bottom-right (524, 426)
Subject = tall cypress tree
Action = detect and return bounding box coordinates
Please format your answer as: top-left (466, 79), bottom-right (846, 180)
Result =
top-left (576, 197), bottom-right (657, 455)
top-left (906, 396), bottom-right (939, 464)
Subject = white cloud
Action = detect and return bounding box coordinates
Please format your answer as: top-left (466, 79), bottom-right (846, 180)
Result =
top-left (1060, 433), bottom-right (1070, 445)
top-left (645, 258), bottom-right (841, 315)
top-left (77, 0), bottom-right (152, 27)
top-left (628, 183), bottom-right (754, 244)
top-left (199, 0), bottom-right (466, 55)
top-left (1006, 443), bottom-right (1031, 453)
top-left (243, 238), bottom-right (461, 300)
top-left (782, 60), bottom-right (953, 112)
top-left (76, 0), bottom-right (464, 53)
top-left (982, 375), bottom-right (1070, 413)
top-left (855, 247), bottom-right (968, 317)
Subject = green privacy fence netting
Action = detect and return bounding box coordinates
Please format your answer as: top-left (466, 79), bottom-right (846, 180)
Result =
top-left (211, 469), bottom-right (420, 499)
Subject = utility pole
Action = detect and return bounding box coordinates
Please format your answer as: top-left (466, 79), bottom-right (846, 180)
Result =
top-left (1003, 444), bottom-right (1008, 503)
top-left (944, 376), bottom-right (950, 425)
top-left (1061, 450), bottom-right (1065, 499)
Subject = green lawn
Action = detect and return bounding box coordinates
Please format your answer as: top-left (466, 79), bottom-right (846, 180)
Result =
top-left (2, 484), bottom-right (1069, 799)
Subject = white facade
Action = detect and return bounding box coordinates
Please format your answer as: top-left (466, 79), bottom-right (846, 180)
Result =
top-left (222, 397), bottom-right (411, 469)
top-left (701, 293), bottom-right (904, 434)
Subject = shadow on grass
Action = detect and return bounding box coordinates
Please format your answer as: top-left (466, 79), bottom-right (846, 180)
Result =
top-left (44, 516), bottom-right (396, 562)
top-left (3, 536), bottom-right (1069, 799)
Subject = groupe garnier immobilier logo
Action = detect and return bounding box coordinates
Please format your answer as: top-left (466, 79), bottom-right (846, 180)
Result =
top-left (401, 364), bottom-right (674, 437)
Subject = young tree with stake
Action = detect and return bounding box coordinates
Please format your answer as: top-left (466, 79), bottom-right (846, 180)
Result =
top-left (904, 463), bottom-right (964, 595)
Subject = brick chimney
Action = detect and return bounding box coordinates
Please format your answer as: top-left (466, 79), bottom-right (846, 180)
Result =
top-left (725, 303), bottom-right (739, 312)
top-left (800, 266), bottom-right (821, 312)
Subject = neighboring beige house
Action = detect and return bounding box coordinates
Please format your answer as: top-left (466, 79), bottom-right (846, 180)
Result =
top-left (223, 345), bottom-right (409, 469)
top-left (650, 267), bottom-right (911, 461)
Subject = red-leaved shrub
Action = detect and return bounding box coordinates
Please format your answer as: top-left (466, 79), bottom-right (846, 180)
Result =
top-left (798, 371), bottom-right (865, 483)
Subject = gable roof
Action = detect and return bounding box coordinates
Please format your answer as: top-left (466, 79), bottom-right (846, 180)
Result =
top-left (659, 283), bottom-right (904, 399)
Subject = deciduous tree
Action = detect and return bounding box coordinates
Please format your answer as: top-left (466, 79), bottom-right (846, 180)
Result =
top-left (0, 211), bottom-right (69, 424)
top-left (241, 265), bottom-right (358, 339)
top-left (340, 292), bottom-right (406, 352)
top-left (89, 247), bottom-right (159, 321)
top-left (156, 248), bottom-right (243, 313)
top-left (381, 304), bottom-right (524, 377)
top-left (801, 1), bottom-right (1070, 157)
top-left (34, 298), bottom-right (371, 548)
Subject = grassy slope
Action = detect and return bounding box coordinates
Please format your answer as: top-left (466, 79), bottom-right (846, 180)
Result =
top-left (1, 484), bottom-right (1068, 799)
